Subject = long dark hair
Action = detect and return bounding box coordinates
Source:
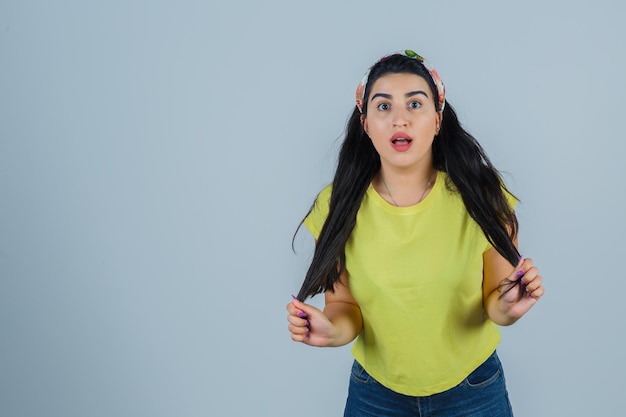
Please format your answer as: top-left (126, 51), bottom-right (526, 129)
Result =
top-left (296, 54), bottom-right (521, 301)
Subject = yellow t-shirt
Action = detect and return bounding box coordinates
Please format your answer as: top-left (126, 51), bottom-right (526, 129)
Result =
top-left (304, 171), bottom-right (516, 396)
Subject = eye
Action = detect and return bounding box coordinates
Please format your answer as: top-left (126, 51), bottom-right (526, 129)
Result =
top-left (408, 100), bottom-right (421, 109)
top-left (377, 102), bottom-right (390, 111)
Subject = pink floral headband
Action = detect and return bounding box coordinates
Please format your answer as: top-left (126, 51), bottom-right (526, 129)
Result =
top-left (355, 50), bottom-right (446, 114)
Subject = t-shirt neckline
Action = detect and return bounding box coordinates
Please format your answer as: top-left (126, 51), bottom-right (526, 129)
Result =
top-left (367, 170), bottom-right (444, 214)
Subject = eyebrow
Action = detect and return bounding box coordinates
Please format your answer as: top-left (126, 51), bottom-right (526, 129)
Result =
top-left (371, 90), bottom-right (429, 101)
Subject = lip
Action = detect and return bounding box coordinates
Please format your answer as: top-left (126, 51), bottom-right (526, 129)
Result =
top-left (390, 132), bottom-right (413, 152)
top-left (390, 132), bottom-right (414, 142)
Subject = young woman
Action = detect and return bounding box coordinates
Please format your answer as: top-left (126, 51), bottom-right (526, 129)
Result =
top-left (286, 50), bottom-right (544, 416)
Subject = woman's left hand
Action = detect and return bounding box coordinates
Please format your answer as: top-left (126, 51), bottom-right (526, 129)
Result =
top-left (484, 251), bottom-right (545, 325)
top-left (499, 257), bottom-right (544, 318)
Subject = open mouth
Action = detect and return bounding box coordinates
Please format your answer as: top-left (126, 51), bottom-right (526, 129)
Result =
top-left (390, 133), bottom-right (413, 149)
top-left (391, 138), bottom-right (412, 145)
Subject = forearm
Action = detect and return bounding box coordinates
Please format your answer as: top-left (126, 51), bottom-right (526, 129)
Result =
top-left (323, 301), bottom-right (363, 347)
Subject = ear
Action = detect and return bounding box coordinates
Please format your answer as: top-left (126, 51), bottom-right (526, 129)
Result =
top-left (435, 113), bottom-right (443, 133)
top-left (361, 115), bottom-right (369, 134)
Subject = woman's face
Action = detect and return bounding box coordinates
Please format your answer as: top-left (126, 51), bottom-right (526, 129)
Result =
top-left (363, 72), bottom-right (440, 172)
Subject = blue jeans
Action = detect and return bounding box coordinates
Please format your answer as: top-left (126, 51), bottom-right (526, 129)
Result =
top-left (344, 351), bottom-right (514, 417)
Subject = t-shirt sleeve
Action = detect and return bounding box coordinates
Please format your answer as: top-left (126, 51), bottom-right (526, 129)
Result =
top-left (303, 185), bottom-right (332, 240)
top-left (504, 188), bottom-right (518, 211)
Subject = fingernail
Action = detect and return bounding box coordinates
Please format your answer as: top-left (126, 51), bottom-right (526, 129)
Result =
top-left (520, 278), bottom-right (526, 285)
top-left (305, 320), bottom-right (310, 327)
top-left (516, 269), bottom-right (525, 279)
top-left (305, 332), bottom-right (310, 338)
top-left (297, 312), bottom-right (307, 318)
top-left (291, 294), bottom-right (299, 301)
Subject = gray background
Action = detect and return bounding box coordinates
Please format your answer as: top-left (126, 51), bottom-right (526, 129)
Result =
top-left (1, 0), bottom-right (624, 416)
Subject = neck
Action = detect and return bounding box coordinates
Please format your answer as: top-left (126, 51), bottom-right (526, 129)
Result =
top-left (375, 164), bottom-right (437, 207)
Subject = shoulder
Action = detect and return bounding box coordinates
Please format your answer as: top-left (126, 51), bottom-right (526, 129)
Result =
top-left (441, 171), bottom-right (518, 210)
top-left (316, 183), bottom-right (333, 204)
top-left (303, 183), bottom-right (333, 239)
top-left (503, 187), bottom-right (518, 210)
top-left (311, 183), bottom-right (333, 214)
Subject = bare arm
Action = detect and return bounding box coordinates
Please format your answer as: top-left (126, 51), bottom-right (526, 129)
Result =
top-left (321, 270), bottom-right (363, 346)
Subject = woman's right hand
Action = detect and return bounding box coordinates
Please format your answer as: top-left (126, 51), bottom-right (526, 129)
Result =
top-left (286, 297), bottom-right (337, 347)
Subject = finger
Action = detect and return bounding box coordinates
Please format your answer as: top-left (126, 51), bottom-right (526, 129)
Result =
top-left (286, 302), bottom-right (299, 314)
top-left (287, 314), bottom-right (310, 327)
top-left (519, 266), bottom-right (538, 286)
top-left (287, 299), bottom-right (309, 323)
top-left (524, 272), bottom-right (543, 293)
top-left (288, 321), bottom-right (311, 343)
top-left (286, 303), bottom-right (305, 319)
top-left (288, 322), bottom-right (309, 335)
top-left (291, 295), bottom-right (306, 310)
top-left (517, 258), bottom-right (535, 284)
top-left (290, 296), bottom-right (309, 315)
top-left (287, 299), bottom-right (311, 326)
top-left (291, 332), bottom-right (311, 343)
top-left (528, 285), bottom-right (545, 300)
top-left (290, 296), bottom-right (322, 319)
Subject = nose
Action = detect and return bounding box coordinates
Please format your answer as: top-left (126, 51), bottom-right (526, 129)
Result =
top-left (392, 108), bottom-right (409, 127)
